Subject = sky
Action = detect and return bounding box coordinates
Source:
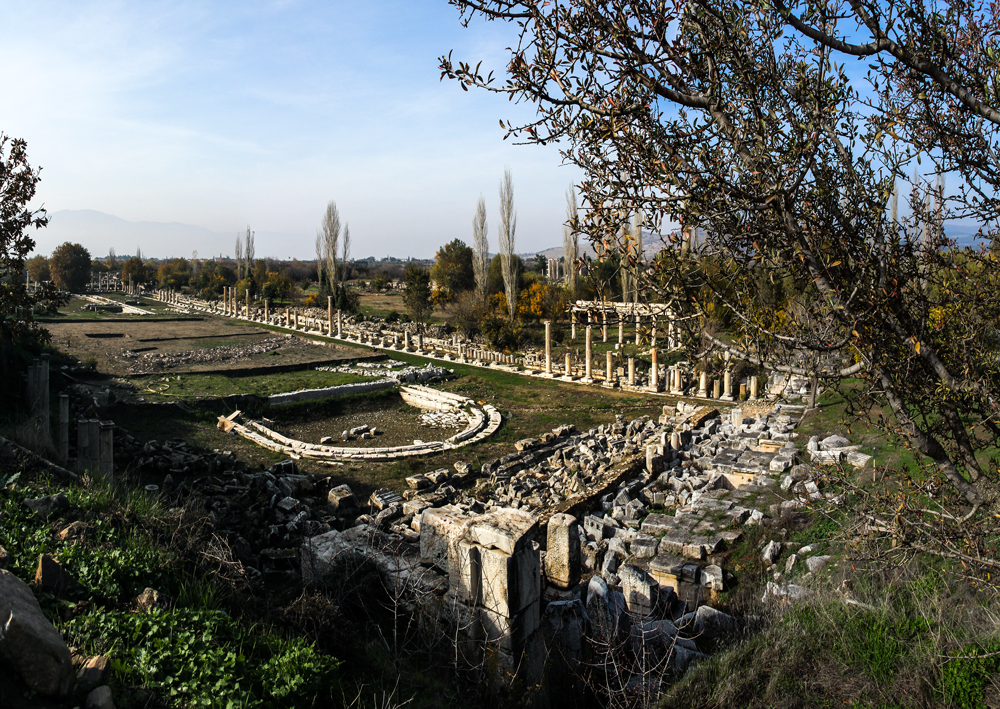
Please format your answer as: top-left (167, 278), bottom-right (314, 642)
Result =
top-left (1, 0), bottom-right (583, 260)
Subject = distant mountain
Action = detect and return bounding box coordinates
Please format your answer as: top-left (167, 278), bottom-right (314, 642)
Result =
top-left (31, 210), bottom-right (312, 261)
top-left (31, 210), bottom-right (234, 260)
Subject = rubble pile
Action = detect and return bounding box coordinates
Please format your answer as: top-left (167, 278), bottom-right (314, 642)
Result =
top-left (297, 399), bottom-right (859, 693)
top-left (120, 335), bottom-right (301, 374)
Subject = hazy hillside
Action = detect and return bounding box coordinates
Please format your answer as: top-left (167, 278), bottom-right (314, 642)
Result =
top-left (32, 210), bottom-right (308, 261)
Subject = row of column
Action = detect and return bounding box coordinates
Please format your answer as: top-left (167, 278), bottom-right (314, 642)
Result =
top-left (569, 310), bottom-right (681, 349)
top-left (543, 320), bottom-right (760, 398)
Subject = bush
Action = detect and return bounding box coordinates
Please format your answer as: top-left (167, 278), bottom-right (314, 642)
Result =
top-left (385, 310), bottom-right (400, 323)
top-left (481, 315), bottom-right (525, 353)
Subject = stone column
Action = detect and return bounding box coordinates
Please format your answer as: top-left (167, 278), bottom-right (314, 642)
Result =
top-left (77, 419), bottom-right (89, 471)
top-left (417, 333), bottom-right (424, 352)
top-left (99, 421), bottom-right (114, 475)
top-left (404, 331), bottom-right (411, 351)
top-left (584, 325), bottom-right (593, 381)
top-left (722, 369), bottom-right (733, 401)
top-left (698, 371), bottom-right (708, 397)
top-left (650, 349), bottom-right (659, 392)
top-left (571, 311), bottom-right (576, 340)
top-left (602, 311), bottom-right (608, 342)
top-left (635, 314), bottom-right (642, 345)
top-left (58, 394), bottom-right (69, 464)
top-left (628, 357), bottom-right (635, 386)
top-left (544, 321), bottom-right (552, 374)
top-left (750, 375), bottom-right (758, 400)
top-left (618, 318), bottom-right (624, 345)
top-left (606, 351), bottom-right (614, 385)
top-left (565, 353), bottom-right (572, 377)
top-left (40, 354), bottom-right (50, 430)
top-left (651, 316), bottom-right (657, 347)
top-left (713, 379), bottom-right (721, 398)
top-left (88, 419), bottom-right (101, 472)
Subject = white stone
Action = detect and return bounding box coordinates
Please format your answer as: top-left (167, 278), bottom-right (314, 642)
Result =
top-left (761, 540), bottom-right (783, 564)
top-left (479, 543), bottom-right (541, 617)
top-left (805, 555), bottom-right (831, 573)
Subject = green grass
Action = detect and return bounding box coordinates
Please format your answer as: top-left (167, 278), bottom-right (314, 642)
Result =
top-left (0, 467), bottom-right (342, 709)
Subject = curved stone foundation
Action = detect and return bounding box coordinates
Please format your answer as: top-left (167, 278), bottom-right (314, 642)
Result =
top-left (218, 385), bottom-right (501, 461)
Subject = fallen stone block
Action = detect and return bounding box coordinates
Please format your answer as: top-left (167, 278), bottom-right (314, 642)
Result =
top-left (0, 569), bottom-right (74, 698)
top-left (467, 507), bottom-right (538, 555)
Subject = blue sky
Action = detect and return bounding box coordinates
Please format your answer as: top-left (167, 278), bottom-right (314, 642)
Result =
top-left (2, 0), bottom-right (582, 259)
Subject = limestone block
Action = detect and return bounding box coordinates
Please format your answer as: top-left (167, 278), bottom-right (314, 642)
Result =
top-left (762, 540), bottom-right (783, 564)
top-left (805, 555), bottom-right (831, 573)
top-left (467, 507), bottom-right (538, 555)
top-left (450, 539), bottom-right (482, 603)
top-left (845, 451), bottom-right (872, 468)
top-left (480, 543), bottom-right (541, 617)
top-left (480, 599), bottom-right (541, 655)
top-left (585, 576), bottom-right (628, 643)
top-left (544, 513), bottom-right (580, 590)
top-left (419, 505), bottom-right (470, 572)
top-left (619, 564), bottom-right (658, 617)
top-left (629, 535), bottom-right (658, 559)
top-left (326, 484), bottom-right (357, 510)
top-left (701, 564), bottom-right (724, 592)
top-left (541, 599), bottom-right (590, 671)
top-left (0, 569), bottom-right (74, 698)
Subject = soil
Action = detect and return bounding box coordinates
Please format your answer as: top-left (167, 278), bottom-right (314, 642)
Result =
top-left (46, 314), bottom-right (367, 377)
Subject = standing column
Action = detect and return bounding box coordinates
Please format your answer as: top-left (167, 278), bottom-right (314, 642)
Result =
top-left (417, 333), bottom-right (424, 352)
top-left (327, 296), bottom-right (333, 334)
top-left (77, 420), bottom-right (89, 471)
top-left (606, 351), bottom-right (614, 385)
top-left (618, 318), bottom-right (624, 345)
top-left (635, 314), bottom-right (642, 345)
top-left (337, 310), bottom-right (343, 337)
top-left (285, 307), bottom-right (290, 328)
top-left (245, 290), bottom-right (250, 318)
top-left (571, 311), bottom-right (576, 340)
top-left (584, 325), bottom-right (593, 381)
top-left (750, 375), bottom-right (759, 400)
top-left (722, 369), bottom-right (733, 401)
top-left (650, 349), bottom-right (659, 392)
top-left (628, 357), bottom-right (635, 386)
top-left (565, 353), bottom-right (572, 377)
top-left (698, 371), bottom-right (708, 397)
top-left (404, 331), bottom-right (411, 351)
top-left (99, 422), bottom-right (114, 475)
top-left (602, 312), bottom-right (608, 342)
top-left (713, 379), bottom-right (721, 398)
top-left (40, 354), bottom-right (50, 432)
top-left (544, 321), bottom-right (552, 374)
top-left (651, 316), bottom-right (657, 347)
top-left (58, 394), bottom-right (69, 464)
top-left (88, 419), bottom-right (101, 472)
